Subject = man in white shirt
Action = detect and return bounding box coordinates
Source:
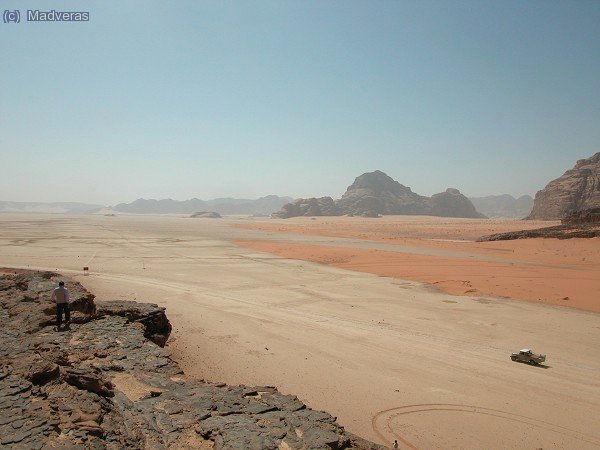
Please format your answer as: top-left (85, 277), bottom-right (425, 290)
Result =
top-left (51, 281), bottom-right (70, 329)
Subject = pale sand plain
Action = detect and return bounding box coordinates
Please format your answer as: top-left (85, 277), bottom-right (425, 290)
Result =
top-left (1, 213), bottom-right (599, 449)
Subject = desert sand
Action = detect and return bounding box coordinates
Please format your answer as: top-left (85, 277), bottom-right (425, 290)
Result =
top-left (1, 213), bottom-right (599, 449)
top-left (234, 216), bottom-right (600, 312)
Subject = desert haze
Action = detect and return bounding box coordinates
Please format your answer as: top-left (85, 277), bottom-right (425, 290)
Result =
top-left (1, 213), bottom-right (599, 449)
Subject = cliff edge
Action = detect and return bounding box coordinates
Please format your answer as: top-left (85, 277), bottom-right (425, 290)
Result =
top-left (0, 269), bottom-right (383, 450)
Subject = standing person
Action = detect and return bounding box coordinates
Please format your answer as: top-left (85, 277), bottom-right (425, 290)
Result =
top-left (51, 281), bottom-right (70, 329)
top-left (392, 439), bottom-right (399, 449)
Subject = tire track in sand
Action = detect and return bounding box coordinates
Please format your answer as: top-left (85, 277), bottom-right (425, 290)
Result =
top-left (372, 403), bottom-right (600, 449)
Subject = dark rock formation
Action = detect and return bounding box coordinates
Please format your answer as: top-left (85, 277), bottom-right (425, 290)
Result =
top-left (0, 269), bottom-right (383, 450)
top-left (562, 207), bottom-right (600, 225)
top-left (430, 188), bottom-right (486, 218)
top-left (527, 152), bottom-right (600, 220)
top-left (0, 270), bottom-right (96, 334)
top-left (336, 171), bottom-right (430, 216)
top-left (469, 194), bottom-right (534, 219)
top-left (96, 300), bottom-right (172, 347)
top-left (272, 197), bottom-right (341, 218)
top-left (273, 171), bottom-right (485, 219)
top-left (190, 211), bottom-right (222, 219)
top-left (62, 366), bottom-right (116, 398)
top-left (477, 223), bottom-right (600, 241)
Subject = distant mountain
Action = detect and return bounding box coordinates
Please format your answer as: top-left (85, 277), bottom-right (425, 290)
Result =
top-left (0, 201), bottom-right (103, 214)
top-left (430, 188), bottom-right (486, 218)
top-left (335, 170), bottom-right (431, 216)
top-left (468, 195), bottom-right (534, 219)
top-left (274, 171), bottom-right (486, 219)
top-left (527, 152), bottom-right (600, 220)
top-left (113, 195), bottom-right (292, 216)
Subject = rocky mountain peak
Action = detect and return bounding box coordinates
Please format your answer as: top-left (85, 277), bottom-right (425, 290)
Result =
top-left (274, 171), bottom-right (485, 218)
top-left (343, 170), bottom-right (414, 197)
top-left (575, 152), bottom-right (600, 168)
top-left (430, 188), bottom-right (486, 218)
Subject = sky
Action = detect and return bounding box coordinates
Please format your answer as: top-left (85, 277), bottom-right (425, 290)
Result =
top-left (1, 1), bottom-right (599, 205)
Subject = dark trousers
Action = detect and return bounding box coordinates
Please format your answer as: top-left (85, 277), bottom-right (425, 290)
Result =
top-left (56, 303), bottom-right (70, 327)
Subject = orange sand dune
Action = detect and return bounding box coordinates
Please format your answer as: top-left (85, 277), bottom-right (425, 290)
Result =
top-left (234, 217), bottom-right (600, 312)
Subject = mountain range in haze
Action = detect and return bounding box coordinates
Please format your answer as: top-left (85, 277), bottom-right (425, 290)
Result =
top-left (0, 196), bottom-right (293, 216)
top-left (0, 201), bottom-right (104, 214)
top-left (112, 195), bottom-right (292, 216)
top-left (1, 193), bottom-right (534, 218)
top-left (468, 195), bottom-right (534, 219)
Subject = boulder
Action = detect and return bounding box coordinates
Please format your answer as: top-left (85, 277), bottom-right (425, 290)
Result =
top-left (62, 367), bottom-right (115, 398)
top-left (26, 360), bottom-right (60, 385)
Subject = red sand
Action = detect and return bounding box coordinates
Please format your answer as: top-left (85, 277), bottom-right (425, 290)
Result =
top-left (234, 217), bottom-right (600, 312)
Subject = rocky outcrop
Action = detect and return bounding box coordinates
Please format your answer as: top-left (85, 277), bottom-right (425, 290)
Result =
top-left (0, 270), bottom-right (96, 334)
top-left (469, 194), bottom-right (534, 219)
top-left (527, 152), bottom-right (600, 220)
top-left (96, 300), bottom-right (172, 347)
top-left (430, 188), bottom-right (486, 218)
top-left (273, 171), bottom-right (485, 219)
top-left (478, 223), bottom-right (600, 241)
top-left (272, 197), bottom-right (341, 219)
top-left (190, 211), bottom-right (222, 219)
top-left (562, 207), bottom-right (600, 225)
top-left (0, 269), bottom-right (383, 450)
top-left (335, 171), bottom-right (430, 216)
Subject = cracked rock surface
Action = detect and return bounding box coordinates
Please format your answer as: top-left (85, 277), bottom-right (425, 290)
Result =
top-left (0, 269), bottom-right (383, 450)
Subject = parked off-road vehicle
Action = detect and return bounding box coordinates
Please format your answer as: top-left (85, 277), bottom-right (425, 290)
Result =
top-left (511, 349), bottom-right (546, 365)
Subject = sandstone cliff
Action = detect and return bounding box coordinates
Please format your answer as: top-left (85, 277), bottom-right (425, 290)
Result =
top-left (273, 171), bottom-right (485, 219)
top-left (527, 152), bottom-right (600, 220)
top-left (0, 269), bottom-right (382, 450)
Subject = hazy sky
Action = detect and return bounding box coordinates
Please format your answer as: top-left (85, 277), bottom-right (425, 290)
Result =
top-left (2, 1), bottom-right (599, 205)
